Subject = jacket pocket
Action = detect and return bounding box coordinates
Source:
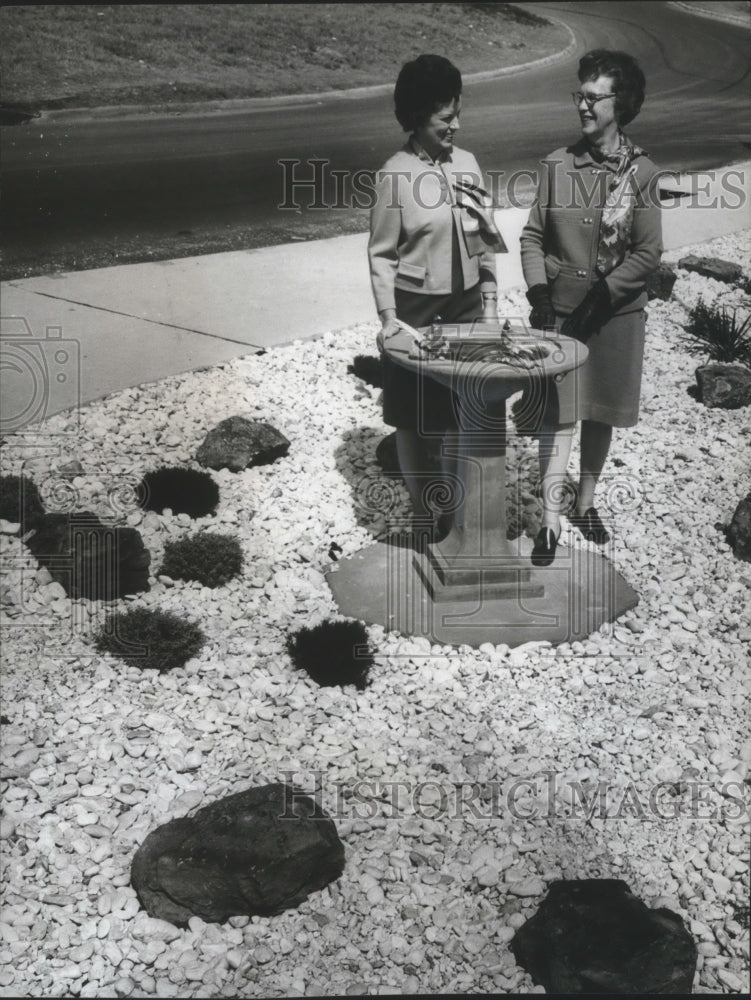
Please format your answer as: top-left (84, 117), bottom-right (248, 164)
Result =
top-left (544, 257), bottom-right (561, 280)
top-left (545, 256), bottom-right (589, 314)
top-left (397, 259), bottom-right (426, 284)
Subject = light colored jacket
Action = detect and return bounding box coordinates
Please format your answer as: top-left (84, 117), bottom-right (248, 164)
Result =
top-left (368, 142), bottom-right (497, 314)
top-left (520, 140), bottom-right (662, 316)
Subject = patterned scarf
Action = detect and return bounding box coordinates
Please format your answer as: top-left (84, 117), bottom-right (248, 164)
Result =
top-left (409, 139), bottom-right (507, 257)
top-left (594, 134), bottom-right (646, 276)
top-left (452, 177), bottom-right (508, 257)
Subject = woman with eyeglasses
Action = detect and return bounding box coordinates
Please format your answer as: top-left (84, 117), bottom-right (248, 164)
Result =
top-left (369, 54), bottom-right (504, 542)
top-left (519, 49), bottom-right (662, 566)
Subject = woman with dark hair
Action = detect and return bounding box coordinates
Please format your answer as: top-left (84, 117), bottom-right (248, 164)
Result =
top-left (519, 49), bottom-right (662, 566)
top-left (369, 54), bottom-right (504, 538)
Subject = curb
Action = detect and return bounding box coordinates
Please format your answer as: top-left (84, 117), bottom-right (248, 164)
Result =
top-left (35, 19), bottom-right (578, 125)
top-left (669, 1), bottom-right (750, 28)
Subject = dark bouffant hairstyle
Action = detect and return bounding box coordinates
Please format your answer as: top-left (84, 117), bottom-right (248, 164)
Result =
top-left (578, 49), bottom-right (645, 127)
top-left (394, 54), bottom-right (462, 133)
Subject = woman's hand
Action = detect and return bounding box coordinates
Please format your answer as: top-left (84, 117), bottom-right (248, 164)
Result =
top-left (377, 313), bottom-right (400, 353)
top-left (561, 280), bottom-right (611, 341)
top-left (526, 284), bottom-right (557, 331)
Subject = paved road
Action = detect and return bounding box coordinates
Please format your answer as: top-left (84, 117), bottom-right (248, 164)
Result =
top-left (2, 1), bottom-right (749, 269)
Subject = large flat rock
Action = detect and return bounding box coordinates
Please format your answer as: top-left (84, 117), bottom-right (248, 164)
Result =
top-left (326, 536), bottom-right (638, 648)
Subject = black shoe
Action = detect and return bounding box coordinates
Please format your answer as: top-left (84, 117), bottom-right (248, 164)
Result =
top-left (569, 507), bottom-right (610, 544)
top-left (531, 526), bottom-right (560, 567)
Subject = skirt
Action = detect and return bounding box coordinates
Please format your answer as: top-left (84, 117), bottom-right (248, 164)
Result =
top-left (382, 283), bottom-right (483, 432)
top-left (514, 308), bottom-right (646, 432)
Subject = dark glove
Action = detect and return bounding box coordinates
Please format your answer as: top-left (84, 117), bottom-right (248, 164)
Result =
top-left (561, 280), bottom-right (611, 341)
top-left (526, 284), bottom-right (557, 331)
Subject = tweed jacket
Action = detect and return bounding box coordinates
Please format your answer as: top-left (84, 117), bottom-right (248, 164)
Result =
top-left (520, 139), bottom-right (662, 316)
top-left (368, 142), bottom-right (497, 315)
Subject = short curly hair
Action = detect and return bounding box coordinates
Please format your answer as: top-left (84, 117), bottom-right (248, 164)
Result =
top-left (578, 49), bottom-right (645, 127)
top-left (394, 54), bottom-right (462, 133)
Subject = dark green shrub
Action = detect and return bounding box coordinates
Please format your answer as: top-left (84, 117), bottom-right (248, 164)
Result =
top-left (138, 467), bottom-right (219, 517)
top-left (95, 607), bottom-right (205, 671)
top-left (349, 355), bottom-right (383, 388)
top-left (159, 533), bottom-right (243, 587)
top-left (26, 511), bottom-right (150, 600)
top-left (287, 620), bottom-right (373, 689)
top-left (0, 474), bottom-right (45, 530)
top-left (684, 299), bottom-right (751, 364)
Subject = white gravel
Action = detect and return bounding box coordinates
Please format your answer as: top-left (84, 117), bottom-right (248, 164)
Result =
top-left (1, 230), bottom-right (750, 997)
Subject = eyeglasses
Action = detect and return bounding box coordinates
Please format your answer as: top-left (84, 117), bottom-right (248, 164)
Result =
top-left (572, 91), bottom-right (616, 108)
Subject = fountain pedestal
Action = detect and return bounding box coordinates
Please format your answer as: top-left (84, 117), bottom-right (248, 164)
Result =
top-left (327, 323), bottom-right (638, 648)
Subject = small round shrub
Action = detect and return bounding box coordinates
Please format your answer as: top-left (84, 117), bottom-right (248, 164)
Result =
top-left (138, 467), bottom-right (219, 517)
top-left (26, 511), bottom-right (151, 601)
top-left (159, 533), bottom-right (243, 587)
top-left (0, 474), bottom-right (45, 530)
top-left (95, 607), bottom-right (205, 672)
top-left (286, 619), bottom-right (373, 689)
top-left (349, 354), bottom-right (383, 389)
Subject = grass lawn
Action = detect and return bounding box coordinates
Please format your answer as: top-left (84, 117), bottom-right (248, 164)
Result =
top-left (680, 0), bottom-right (749, 20)
top-left (0, 3), bottom-right (568, 111)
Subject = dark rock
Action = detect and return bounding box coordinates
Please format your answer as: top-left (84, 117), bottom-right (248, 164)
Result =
top-left (647, 264), bottom-right (678, 301)
top-left (678, 255), bottom-right (742, 284)
top-left (138, 467), bottom-right (219, 517)
top-left (727, 492), bottom-right (751, 562)
top-left (0, 474), bottom-right (45, 531)
top-left (56, 460), bottom-right (85, 479)
top-left (695, 363), bottom-right (751, 408)
top-left (511, 879), bottom-right (697, 995)
top-left (349, 354), bottom-right (383, 388)
top-left (131, 783), bottom-right (344, 926)
top-left (196, 416), bottom-right (290, 472)
top-left (25, 512), bottom-right (150, 600)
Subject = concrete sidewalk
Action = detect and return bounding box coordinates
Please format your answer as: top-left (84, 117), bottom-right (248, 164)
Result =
top-left (1, 161), bottom-right (748, 434)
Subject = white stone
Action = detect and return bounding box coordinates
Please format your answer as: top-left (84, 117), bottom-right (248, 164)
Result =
top-left (226, 949), bottom-right (244, 970)
top-left (508, 877), bottom-right (545, 897)
top-left (720, 770), bottom-right (746, 794)
top-left (475, 865), bottom-right (500, 887)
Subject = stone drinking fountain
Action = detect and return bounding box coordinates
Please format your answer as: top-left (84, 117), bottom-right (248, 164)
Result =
top-left (327, 321), bottom-right (637, 648)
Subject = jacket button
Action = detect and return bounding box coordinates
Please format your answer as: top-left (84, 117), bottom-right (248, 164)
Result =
top-left (582, 217), bottom-right (593, 224)
top-left (577, 269), bottom-right (586, 277)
